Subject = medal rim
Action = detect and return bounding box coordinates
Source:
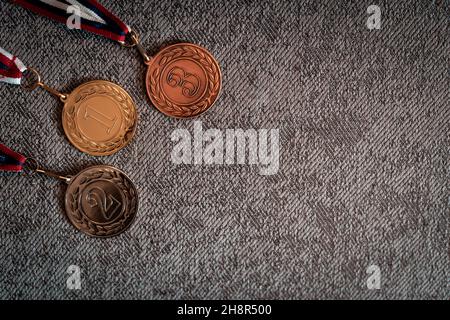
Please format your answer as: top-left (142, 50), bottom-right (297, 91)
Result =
top-left (62, 80), bottom-right (138, 157)
top-left (64, 165), bottom-right (139, 238)
top-left (145, 42), bottom-right (222, 119)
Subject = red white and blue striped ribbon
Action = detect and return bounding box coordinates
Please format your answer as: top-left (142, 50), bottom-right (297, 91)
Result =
top-left (0, 47), bottom-right (27, 85)
top-left (0, 143), bottom-right (27, 172)
top-left (13, 0), bottom-right (131, 43)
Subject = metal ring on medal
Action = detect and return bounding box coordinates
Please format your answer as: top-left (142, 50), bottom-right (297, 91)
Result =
top-left (62, 80), bottom-right (137, 156)
top-left (64, 165), bottom-right (138, 237)
top-left (146, 43), bottom-right (222, 118)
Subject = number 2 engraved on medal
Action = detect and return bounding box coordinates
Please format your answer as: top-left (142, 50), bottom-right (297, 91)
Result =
top-left (85, 187), bottom-right (121, 220)
top-left (84, 105), bottom-right (118, 134)
top-left (166, 67), bottom-right (200, 97)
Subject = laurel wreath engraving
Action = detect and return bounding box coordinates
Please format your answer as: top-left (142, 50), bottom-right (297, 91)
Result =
top-left (67, 169), bottom-right (137, 237)
top-left (64, 83), bottom-right (136, 155)
top-left (148, 45), bottom-right (221, 117)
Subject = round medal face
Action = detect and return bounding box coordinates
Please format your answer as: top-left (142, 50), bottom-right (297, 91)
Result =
top-left (64, 165), bottom-right (138, 237)
top-left (62, 80), bottom-right (137, 156)
top-left (146, 43), bottom-right (222, 118)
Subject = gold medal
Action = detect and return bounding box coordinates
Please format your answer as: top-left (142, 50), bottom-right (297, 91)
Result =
top-left (26, 160), bottom-right (138, 237)
top-left (22, 70), bottom-right (137, 156)
top-left (125, 33), bottom-right (222, 118)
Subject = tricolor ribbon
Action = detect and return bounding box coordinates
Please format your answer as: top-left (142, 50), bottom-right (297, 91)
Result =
top-left (0, 47), bottom-right (27, 85)
top-left (13, 0), bottom-right (130, 43)
top-left (0, 143), bottom-right (27, 172)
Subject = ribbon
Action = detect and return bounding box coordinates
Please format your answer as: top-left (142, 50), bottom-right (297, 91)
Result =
top-left (13, 0), bottom-right (130, 43)
top-left (0, 47), bottom-right (27, 85)
top-left (0, 143), bottom-right (27, 172)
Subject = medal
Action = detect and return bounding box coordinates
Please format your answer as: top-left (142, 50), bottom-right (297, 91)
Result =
top-left (144, 42), bottom-right (221, 118)
top-left (0, 48), bottom-right (137, 156)
top-left (0, 143), bottom-right (138, 237)
top-left (13, 0), bottom-right (222, 118)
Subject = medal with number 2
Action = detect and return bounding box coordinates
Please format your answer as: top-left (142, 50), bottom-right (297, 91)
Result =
top-left (0, 143), bottom-right (138, 237)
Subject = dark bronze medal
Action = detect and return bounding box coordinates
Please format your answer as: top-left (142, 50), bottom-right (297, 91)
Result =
top-left (64, 165), bottom-right (138, 237)
top-left (27, 161), bottom-right (138, 237)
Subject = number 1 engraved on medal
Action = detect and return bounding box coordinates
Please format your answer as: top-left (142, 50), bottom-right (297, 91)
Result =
top-left (84, 105), bottom-right (118, 134)
top-left (85, 187), bottom-right (121, 220)
top-left (62, 81), bottom-right (137, 156)
top-left (167, 66), bottom-right (200, 97)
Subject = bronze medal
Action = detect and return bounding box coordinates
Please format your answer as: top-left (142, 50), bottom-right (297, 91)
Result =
top-left (22, 71), bottom-right (137, 156)
top-left (124, 33), bottom-right (222, 118)
top-left (145, 43), bottom-right (222, 118)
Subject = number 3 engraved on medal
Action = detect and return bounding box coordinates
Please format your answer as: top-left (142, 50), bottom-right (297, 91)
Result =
top-left (166, 67), bottom-right (200, 97)
top-left (84, 105), bottom-right (118, 134)
top-left (85, 187), bottom-right (120, 220)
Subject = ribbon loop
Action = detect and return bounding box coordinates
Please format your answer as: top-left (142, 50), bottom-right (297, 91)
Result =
top-left (0, 47), bottom-right (27, 85)
top-left (0, 143), bottom-right (27, 172)
top-left (14, 0), bottom-right (131, 43)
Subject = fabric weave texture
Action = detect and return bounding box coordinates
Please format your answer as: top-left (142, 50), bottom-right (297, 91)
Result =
top-left (0, 0), bottom-right (448, 299)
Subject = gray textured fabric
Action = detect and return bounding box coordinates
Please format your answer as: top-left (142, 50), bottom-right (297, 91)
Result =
top-left (0, 0), bottom-right (448, 300)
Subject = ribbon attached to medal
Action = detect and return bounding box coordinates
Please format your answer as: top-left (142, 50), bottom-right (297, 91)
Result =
top-left (0, 47), bottom-right (27, 85)
top-left (0, 143), bottom-right (27, 172)
top-left (13, 0), bottom-right (223, 118)
top-left (13, 0), bottom-right (130, 42)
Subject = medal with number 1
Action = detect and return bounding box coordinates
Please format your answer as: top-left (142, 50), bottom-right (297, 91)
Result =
top-left (0, 47), bottom-right (137, 156)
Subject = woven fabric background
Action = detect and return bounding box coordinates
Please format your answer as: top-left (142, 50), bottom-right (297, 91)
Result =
top-left (0, 0), bottom-right (448, 300)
